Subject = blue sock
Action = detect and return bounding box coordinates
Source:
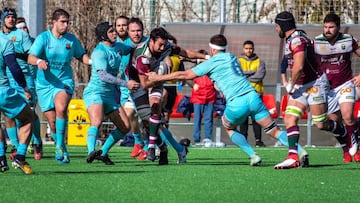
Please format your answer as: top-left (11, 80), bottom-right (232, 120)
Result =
top-left (6, 127), bottom-right (18, 148)
top-left (32, 116), bottom-right (42, 144)
top-left (143, 139), bottom-right (149, 151)
top-left (51, 132), bottom-right (56, 143)
top-left (277, 130), bottom-right (303, 152)
top-left (87, 126), bottom-right (98, 154)
top-left (0, 141), bottom-right (5, 156)
top-left (55, 117), bottom-right (66, 149)
top-left (133, 133), bottom-right (143, 145)
top-left (17, 143), bottom-right (28, 156)
top-left (101, 129), bottom-right (124, 156)
top-left (160, 128), bottom-right (183, 152)
top-left (230, 130), bottom-right (255, 157)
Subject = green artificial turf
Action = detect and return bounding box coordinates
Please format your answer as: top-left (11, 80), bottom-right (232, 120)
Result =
top-left (2, 145), bottom-right (360, 203)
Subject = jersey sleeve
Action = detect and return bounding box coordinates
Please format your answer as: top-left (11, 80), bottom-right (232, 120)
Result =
top-left (290, 37), bottom-right (306, 55)
top-left (21, 30), bottom-right (33, 52)
top-left (91, 49), bottom-right (108, 72)
top-left (135, 55), bottom-right (151, 75)
top-left (28, 32), bottom-right (46, 57)
top-left (72, 36), bottom-right (86, 59)
top-left (192, 59), bottom-right (211, 77)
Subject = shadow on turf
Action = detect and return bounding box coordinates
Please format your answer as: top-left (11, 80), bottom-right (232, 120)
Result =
top-left (51, 170), bottom-right (146, 175)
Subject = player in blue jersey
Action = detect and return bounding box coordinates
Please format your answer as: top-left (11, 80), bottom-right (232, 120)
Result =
top-left (0, 35), bottom-right (35, 174)
top-left (146, 34), bottom-right (309, 166)
top-left (84, 22), bottom-right (139, 165)
top-left (0, 7), bottom-right (43, 160)
top-left (27, 9), bottom-right (91, 164)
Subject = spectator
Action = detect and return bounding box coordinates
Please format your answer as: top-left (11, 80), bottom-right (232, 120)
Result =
top-left (238, 40), bottom-right (266, 147)
top-left (190, 50), bottom-right (217, 145)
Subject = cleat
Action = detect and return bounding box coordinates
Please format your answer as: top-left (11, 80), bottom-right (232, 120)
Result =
top-left (354, 150), bottom-right (360, 162)
top-left (0, 156), bottom-right (9, 173)
top-left (274, 154), bottom-right (300, 169)
top-left (250, 154), bottom-right (262, 166)
top-left (158, 146), bottom-right (168, 165)
top-left (348, 134), bottom-right (358, 156)
top-left (136, 150), bottom-right (147, 160)
top-left (12, 158), bottom-right (33, 174)
top-left (343, 152), bottom-right (352, 163)
top-left (9, 147), bottom-right (17, 161)
top-left (147, 148), bottom-right (156, 161)
top-left (33, 143), bottom-right (43, 160)
top-left (255, 141), bottom-right (266, 147)
top-left (55, 147), bottom-right (64, 161)
top-left (130, 144), bottom-right (143, 157)
top-left (95, 154), bottom-right (114, 165)
top-left (27, 144), bottom-right (34, 154)
top-left (299, 149), bottom-right (309, 168)
top-left (177, 146), bottom-right (187, 164)
top-left (86, 150), bottom-right (102, 163)
top-left (179, 138), bottom-right (190, 154)
top-left (60, 154), bottom-right (70, 164)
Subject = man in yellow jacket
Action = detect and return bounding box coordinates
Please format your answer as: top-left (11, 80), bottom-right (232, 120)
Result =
top-left (238, 40), bottom-right (267, 147)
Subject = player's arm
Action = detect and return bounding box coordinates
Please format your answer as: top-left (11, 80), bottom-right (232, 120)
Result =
top-left (80, 54), bottom-right (92, 65)
top-left (5, 53), bottom-right (27, 88)
top-left (285, 49), bottom-right (304, 94)
top-left (351, 48), bottom-right (360, 86)
top-left (177, 47), bottom-right (210, 60)
top-left (146, 69), bottom-right (197, 83)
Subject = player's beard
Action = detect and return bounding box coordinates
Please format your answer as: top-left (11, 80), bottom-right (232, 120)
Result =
top-left (324, 32), bottom-right (337, 41)
top-left (278, 30), bottom-right (285, 38)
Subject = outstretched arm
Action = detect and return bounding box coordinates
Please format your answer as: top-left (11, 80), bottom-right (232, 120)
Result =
top-left (146, 69), bottom-right (197, 83)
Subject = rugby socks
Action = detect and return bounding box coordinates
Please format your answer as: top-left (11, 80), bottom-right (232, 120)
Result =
top-left (32, 116), bottom-right (42, 145)
top-left (345, 124), bottom-right (358, 147)
top-left (133, 133), bottom-right (143, 145)
top-left (148, 115), bottom-right (161, 149)
top-left (55, 117), bottom-right (66, 150)
top-left (277, 130), bottom-right (304, 152)
top-left (6, 127), bottom-right (18, 148)
top-left (0, 142), bottom-right (5, 156)
top-left (160, 127), bottom-right (183, 152)
top-left (87, 126), bottom-right (98, 154)
top-left (286, 125), bottom-right (299, 155)
top-left (16, 143), bottom-right (27, 156)
top-left (331, 121), bottom-right (348, 152)
top-left (230, 130), bottom-right (255, 157)
top-left (101, 129), bottom-right (124, 156)
top-left (51, 132), bottom-right (56, 144)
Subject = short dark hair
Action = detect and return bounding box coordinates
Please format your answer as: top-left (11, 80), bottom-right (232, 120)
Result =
top-left (115, 15), bottom-right (129, 26)
top-left (150, 27), bottom-right (169, 41)
top-left (128, 17), bottom-right (144, 30)
top-left (324, 13), bottom-right (340, 27)
top-left (198, 49), bottom-right (208, 55)
top-left (51, 8), bottom-right (70, 21)
top-left (210, 34), bottom-right (227, 47)
top-left (243, 40), bottom-right (254, 47)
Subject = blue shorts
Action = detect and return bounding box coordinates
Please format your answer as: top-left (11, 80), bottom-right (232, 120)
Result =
top-left (120, 86), bottom-right (131, 105)
top-left (83, 88), bottom-right (120, 115)
top-left (224, 90), bottom-right (269, 125)
top-left (0, 87), bottom-right (27, 119)
top-left (36, 79), bottom-right (74, 112)
top-left (9, 74), bottom-right (37, 106)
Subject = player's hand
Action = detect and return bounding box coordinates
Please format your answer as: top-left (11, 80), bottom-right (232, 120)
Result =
top-left (127, 80), bottom-right (140, 92)
top-left (285, 83), bottom-right (295, 94)
top-left (351, 75), bottom-right (360, 86)
top-left (24, 89), bottom-right (32, 100)
top-left (145, 72), bottom-right (159, 82)
top-left (37, 59), bottom-right (48, 70)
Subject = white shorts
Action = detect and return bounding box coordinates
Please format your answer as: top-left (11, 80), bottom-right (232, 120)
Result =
top-left (328, 80), bottom-right (356, 114)
top-left (289, 73), bottom-right (329, 106)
